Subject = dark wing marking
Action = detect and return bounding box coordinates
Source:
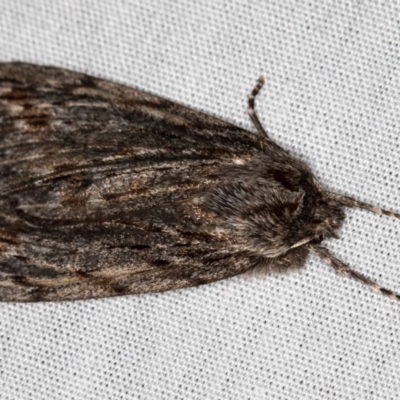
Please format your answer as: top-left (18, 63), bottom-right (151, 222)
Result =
top-left (0, 62), bottom-right (277, 302)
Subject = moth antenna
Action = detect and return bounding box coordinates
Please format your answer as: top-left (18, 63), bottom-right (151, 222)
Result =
top-left (328, 192), bottom-right (400, 219)
top-left (248, 76), bottom-right (269, 145)
top-left (308, 245), bottom-right (400, 302)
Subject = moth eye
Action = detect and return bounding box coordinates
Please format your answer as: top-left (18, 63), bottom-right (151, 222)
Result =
top-left (311, 235), bottom-right (324, 244)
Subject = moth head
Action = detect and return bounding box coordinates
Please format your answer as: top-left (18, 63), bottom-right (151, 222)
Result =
top-left (290, 195), bottom-right (346, 249)
top-left (206, 182), bottom-right (346, 258)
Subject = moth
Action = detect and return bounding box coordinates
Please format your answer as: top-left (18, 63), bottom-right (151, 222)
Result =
top-left (0, 62), bottom-right (399, 302)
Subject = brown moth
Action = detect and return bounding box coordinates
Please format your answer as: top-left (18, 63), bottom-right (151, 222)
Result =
top-left (0, 62), bottom-right (398, 302)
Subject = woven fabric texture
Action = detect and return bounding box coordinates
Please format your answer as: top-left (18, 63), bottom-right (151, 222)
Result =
top-left (1, 1), bottom-right (400, 399)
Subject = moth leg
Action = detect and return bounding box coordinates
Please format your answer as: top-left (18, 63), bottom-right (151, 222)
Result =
top-left (248, 76), bottom-right (270, 145)
top-left (328, 192), bottom-right (400, 220)
top-left (308, 244), bottom-right (400, 301)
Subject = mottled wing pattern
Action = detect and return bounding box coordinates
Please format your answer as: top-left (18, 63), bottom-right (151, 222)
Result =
top-left (0, 62), bottom-right (274, 301)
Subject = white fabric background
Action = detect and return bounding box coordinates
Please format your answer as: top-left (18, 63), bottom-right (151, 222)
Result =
top-left (1, 1), bottom-right (400, 399)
